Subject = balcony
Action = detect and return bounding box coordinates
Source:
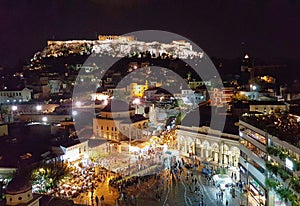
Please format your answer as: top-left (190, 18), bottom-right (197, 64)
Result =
top-left (239, 156), bottom-right (266, 187)
top-left (239, 144), bottom-right (265, 169)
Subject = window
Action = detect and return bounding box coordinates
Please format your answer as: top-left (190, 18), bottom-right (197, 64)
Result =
top-left (18, 197), bottom-right (22, 200)
top-left (101, 126), bottom-right (103, 130)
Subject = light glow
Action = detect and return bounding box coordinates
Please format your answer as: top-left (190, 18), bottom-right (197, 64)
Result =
top-left (132, 98), bottom-right (140, 105)
top-left (75, 101), bottom-right (82, 107)
top-left (286, 158), bottom-right (294, 171)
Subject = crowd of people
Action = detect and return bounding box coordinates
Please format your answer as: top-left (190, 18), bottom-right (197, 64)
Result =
top-left (48, 164), bottom-right (113, 200)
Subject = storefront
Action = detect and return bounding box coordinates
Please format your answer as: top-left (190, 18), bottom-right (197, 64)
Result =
top-left (248, 176), bottom-right (266, 206)
top-left (238, 164), bottom-right (248, 185)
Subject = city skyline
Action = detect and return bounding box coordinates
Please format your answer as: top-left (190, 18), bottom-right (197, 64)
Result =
top-left (1, 0), bottom-right (299, 72)
top-left (1, 1), bottom-right (300, 206)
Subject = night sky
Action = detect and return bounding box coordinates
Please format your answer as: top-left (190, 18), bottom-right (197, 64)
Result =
top-left (0, 0), bottom-right (299, 71)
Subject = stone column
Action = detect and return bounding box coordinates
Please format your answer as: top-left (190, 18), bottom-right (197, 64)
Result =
top-left (229, 153), bottom-right (232, 166)
top-left (192, 139), bottom-right (195, 154)
top-left (219, 142), bottom-right (223, 164)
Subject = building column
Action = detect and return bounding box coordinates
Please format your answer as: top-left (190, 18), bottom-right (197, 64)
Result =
top-left (219, 142), bottom-right (223, 164)
top-left (205, 147), bottom-right (209, 158)
top-left (192, 139), bottom-right (195, 154)
top-left (229, 153), bottom-right (232, 166)
top-left (177, 136), bottom-right (180, 151)
top-left (200, 147), bottom-right (204, 158)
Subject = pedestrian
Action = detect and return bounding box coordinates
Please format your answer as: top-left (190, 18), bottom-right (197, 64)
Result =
top-left (226, 200), bottom-right (228, 206)
top-left (91, 193), bottom-right (94, 204)
top-left (95, 196), bottom-right (99, 206)
top-left (100, 195), bottom-right (104, 205)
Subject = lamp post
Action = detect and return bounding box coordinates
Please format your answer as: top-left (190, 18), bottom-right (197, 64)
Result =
top-left (128, 123), bottom-right (131, 176)
top-left (245, 161), bottom-right (249, 206)
top-left (11, 105), bottom-right (17, 123)
top-left (132, 98), bottom-right (140, 114)
top-left (36, 105), bottom-right (42, 113)
top-left (72, 110), bottom-right (77, 122)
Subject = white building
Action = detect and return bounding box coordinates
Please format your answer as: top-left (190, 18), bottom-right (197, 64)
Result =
top-left (174, 89), bottom-right (205, 105)
top-left (249, 101), bottom-right (287, 114)
top-left (177, 125), bottom-right (240, 166)
top-left (93, 100), bottom-right (148, 141)
top-left (52, 140), bottom-right (89, 162)
top-left (0, 88), bottom-right (32, 103)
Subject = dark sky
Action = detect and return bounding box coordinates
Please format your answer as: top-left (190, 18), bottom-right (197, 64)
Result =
top-left (0, 0), bottom-right (299, 69)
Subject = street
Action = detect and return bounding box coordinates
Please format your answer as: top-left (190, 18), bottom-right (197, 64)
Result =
top-left (73, 162), bottom-right (247, 206)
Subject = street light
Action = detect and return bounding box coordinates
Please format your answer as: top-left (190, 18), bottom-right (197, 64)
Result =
top-left (36, 105), bottom-right (42, 111)
top-left (42, 116), bottom-right (48, 122)
top-left (132, 98), bottom-right (140, 114)
top-left (11, 106), bottom-right (17, 111)
top-left (72, 110), bottom-right (78, 116)
top-left (75, 101), bottom-right (82, 107)
top-left (128, 123), bottom-right (136, 176)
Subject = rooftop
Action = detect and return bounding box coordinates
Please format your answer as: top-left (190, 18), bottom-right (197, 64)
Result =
top-left (6, 175), bottom-right (31, 194)
top-left (121, 114), bottom-right (148, 123)
top-left (101, 100), bottom-right (135, 112)
top-left (240, 113), bottom-right (300, 149)
top-left (249, 101), bottom-right (286, 105)
top-left (181, 106), bottom-right (239, 135)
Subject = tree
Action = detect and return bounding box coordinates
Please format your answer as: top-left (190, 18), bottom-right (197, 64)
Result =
top-left (31, 160), bottom-right (71, 191)
top-left (231, 93), bottom-right (249, 102)
top-left (89, 150), bottom-right (109, 163)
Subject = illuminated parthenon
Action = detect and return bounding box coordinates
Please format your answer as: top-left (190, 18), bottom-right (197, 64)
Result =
top-left (36, 35), bottom-right (204, 60)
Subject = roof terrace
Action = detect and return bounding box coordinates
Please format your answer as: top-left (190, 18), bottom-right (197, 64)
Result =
top-left (240, 113), bottom-right (300, 149)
